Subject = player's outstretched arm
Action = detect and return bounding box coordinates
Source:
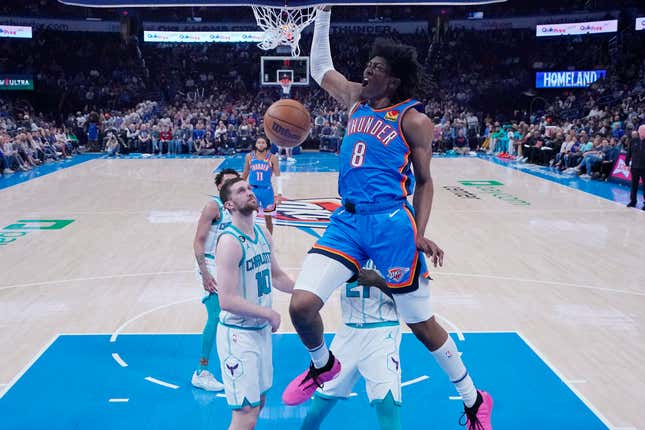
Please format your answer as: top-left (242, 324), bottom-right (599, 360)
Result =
top-left (311, 7), bottom-right (362, 108)
top-left (271, 255), bottom-right (294, 294)
top-left (403, 110), bottom-right (444, 267)
top-left (241, 153), bottom-right (251, 180)
top-left (193, 201), bottom-right (220, 293)
top-left (216, 234), bottom-right (280, 326)
top-left (271, 154), bottom-right (284, 203)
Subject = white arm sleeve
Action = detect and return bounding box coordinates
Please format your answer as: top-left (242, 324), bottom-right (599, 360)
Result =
top-left (310, 9), bottom-right (335, 85)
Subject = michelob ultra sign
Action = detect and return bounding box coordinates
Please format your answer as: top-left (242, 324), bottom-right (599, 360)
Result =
top-left (0, 75), bottom-right (34, 90)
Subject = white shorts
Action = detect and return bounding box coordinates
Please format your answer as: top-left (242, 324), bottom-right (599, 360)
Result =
top-left (195, 257), bottom-right (216, 302)
top-left (216, 324), bottom-right (272, 410)
top-left (316, 324), bottom-right (402, 404)
top-left (296, 254), bottom-right (434, 324)
top-left (391, 278), bottom-right (433, 324)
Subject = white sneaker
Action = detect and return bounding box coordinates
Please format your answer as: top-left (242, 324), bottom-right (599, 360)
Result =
top-left (191, 370), bottom-right (224, 391)
top-left (3, 168), bottom-right (14, 174)
top-left (287, 157), bottom-right (296, 163)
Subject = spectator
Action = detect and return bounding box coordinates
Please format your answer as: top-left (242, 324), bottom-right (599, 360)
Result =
top-left (626, 125), bottom-right (645, 209)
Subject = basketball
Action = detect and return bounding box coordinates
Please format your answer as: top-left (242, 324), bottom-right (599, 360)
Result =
top-left (263, 99), bottom-right (311, 147)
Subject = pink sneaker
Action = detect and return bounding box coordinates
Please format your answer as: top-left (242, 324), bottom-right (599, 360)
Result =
top-left (461, 390), bottom-right (493, 430)
top-left (282, 353), bottom-right (341, 406)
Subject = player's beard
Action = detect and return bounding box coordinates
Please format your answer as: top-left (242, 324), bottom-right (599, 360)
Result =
top-left (238, 200), bottom-right (259, 216)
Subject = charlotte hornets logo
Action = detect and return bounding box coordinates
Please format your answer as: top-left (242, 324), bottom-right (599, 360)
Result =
top-left (387, 352), bottom-right (400, 373)
top-left (224, 356), bottom-right (243, 380)
top-left (227, 362), bottom-right (239, 376)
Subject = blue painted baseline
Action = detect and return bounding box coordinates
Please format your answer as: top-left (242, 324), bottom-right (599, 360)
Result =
top-left (0, 333), bottom-right (609, 430)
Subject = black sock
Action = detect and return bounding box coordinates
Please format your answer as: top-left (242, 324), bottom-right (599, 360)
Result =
top-left (465, 391), bottom-right (482, 412)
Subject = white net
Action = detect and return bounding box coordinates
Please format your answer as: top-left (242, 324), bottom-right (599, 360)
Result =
top-left (251, 5), bottom-right (319, 57)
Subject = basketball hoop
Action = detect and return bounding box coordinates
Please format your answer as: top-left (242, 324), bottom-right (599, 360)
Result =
top-left (251, 4), bottom-right (320, 57)
top-left (279, 76), bottom-right (292, 98)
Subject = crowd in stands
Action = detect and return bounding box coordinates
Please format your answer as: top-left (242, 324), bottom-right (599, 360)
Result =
top-left (2, 3), bottom-right (644, 184)
top-left (0, 98), bottom-right (78, 175)
top-left (2, 0), bottom-right (640, 22)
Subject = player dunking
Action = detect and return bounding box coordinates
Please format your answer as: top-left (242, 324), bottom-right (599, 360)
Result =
top-left (215, 177), bottom-right (294, 430)
top-left (242, 136), bottom-right (283, 235)
top-left (301, 261), bottom-right (403, 430)
top-left (283, 7), bottom-right (493, 430)
top-left (191, 168), bottom-right (240, 391)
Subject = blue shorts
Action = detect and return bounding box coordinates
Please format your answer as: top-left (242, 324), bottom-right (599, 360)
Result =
top-left (310, 201), bottom-right (429, 294)
top-left (251, 185), bottom-right (276, 213)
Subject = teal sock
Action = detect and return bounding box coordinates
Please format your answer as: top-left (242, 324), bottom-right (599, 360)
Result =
top-left (301, 395), bottom-right (338, 430)
top-left (373, 391), bottom-right (401, 430)
top-left (198, 293), bottom-right (220, 373)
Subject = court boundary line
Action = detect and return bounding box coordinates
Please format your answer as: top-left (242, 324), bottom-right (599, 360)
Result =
top-left (0, 154), bottom-right (104, 191)
top-left (3, 269), bottom-right (643, 298)
top-left (144, 376), bottom-right (179, 390)
top-left (108, 398), bottom-right (129, 403)
top-left (516, 331), bottom-right (615, 430)
top-left (433, 271), bottom-right (645, 297)
top-left (434, 313), bottom-right (465, 341)
top-left (0, 270), bottom-right (194, 292)
top-left (110, 297), bottom-right (197, 342)
top-left (112, 353), bottom-right (128, 367)
top-left (0, 333), bottom-right (60, 399)
top-left (478, 156), bottom-right (631, 207)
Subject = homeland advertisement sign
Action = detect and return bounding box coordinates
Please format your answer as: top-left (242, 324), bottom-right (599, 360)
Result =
top-left (636, 17), bottom-right (645, 31)
top-left (0, 75), bottom-right (34, 91)
top-left (536, 70), bottom-right (606, 88)
top-left (144, 30), bottom-right (263, 43)
top-left (0, 25), bottom-right (32, 38)
top-left (610, 154), bottom-right (643, 185)
top-left (536, 19), bottom-right (617, 37)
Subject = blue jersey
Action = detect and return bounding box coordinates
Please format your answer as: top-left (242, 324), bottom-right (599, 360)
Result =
top-left (249, 151), bottom-right (273, 188)
top-left (339, 99), bottom-right (422, 204)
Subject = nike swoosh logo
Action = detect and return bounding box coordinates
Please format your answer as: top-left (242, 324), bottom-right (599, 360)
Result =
top-left (388, 209), bottom-right (400, 218)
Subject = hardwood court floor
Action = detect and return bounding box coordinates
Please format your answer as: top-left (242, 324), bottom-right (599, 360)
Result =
top-left (0, 155), bottom-right (643, 428)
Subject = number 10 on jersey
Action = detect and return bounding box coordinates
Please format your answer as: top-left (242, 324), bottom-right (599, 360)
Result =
top-left (255, 269), bottom-right (271, 297)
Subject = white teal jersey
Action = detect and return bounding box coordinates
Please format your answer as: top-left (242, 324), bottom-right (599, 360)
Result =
top-left (342, 260), bottom-right (399, 328)
top-left (218, 224), bottom-right (273, 330)
top-left (204, 196), bottom-right (233, 257)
